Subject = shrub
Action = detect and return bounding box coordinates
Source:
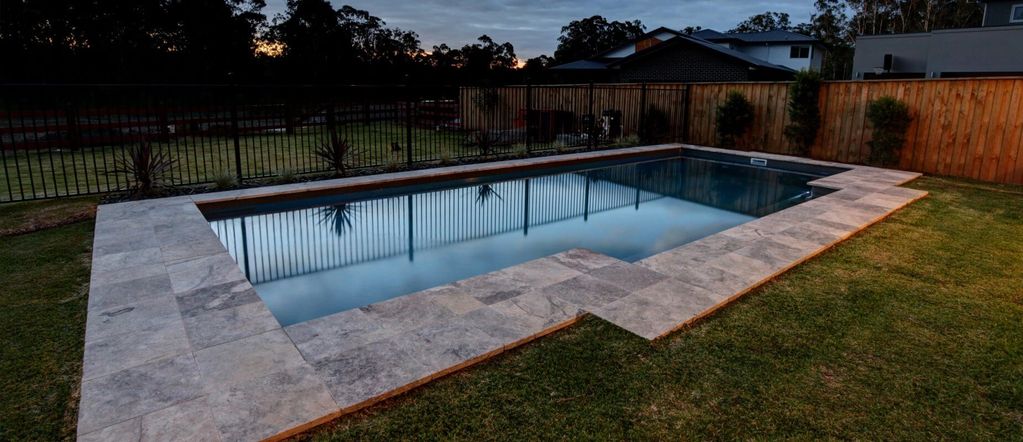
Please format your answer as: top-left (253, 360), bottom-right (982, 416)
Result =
top-left (385, 155), bottom-right (402, 172)
top-left (439, 148), bottom-right (454, 165)
top-left (511, 143), bottom-right (529, 158)
top-left (274, 168), bottom-right (297, 184)
top-left (715, 91), bottom-right (754, 148)
top-left (866, 96), bottom-right (912, 166)
top-left (641, 105), bottom-right (670, 143)
top-left (212, 170), bottom-right (237, 190)
top-left (315, 136), bottom-right (356, 177)
top-left (784, 70), bottom-right (821, 155)
top-left (611, 134), bottom-right (641, 148)
top-left (109, 142), bottom-right (176, 198)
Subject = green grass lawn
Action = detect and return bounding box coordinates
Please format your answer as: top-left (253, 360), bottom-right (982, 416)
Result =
top-left (1, 176), bottom-right (1021, 440)
top-left (0, 199), bottom-right (97, 440)
top-left (0, 123), bottom-right (468, 201)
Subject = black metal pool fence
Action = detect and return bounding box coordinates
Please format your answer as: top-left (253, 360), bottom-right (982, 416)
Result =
top-left (0, 83), bottom-right (690, 202)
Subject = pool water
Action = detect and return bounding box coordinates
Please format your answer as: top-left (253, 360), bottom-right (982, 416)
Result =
top-left (208, 157), bottom-right (820, 326)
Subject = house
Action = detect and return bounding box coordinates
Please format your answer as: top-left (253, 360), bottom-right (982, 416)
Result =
top-left (691, 29), bottom-right (825, 71)
top-left (550, 27), bottom-right (797, 83)
top-left (851, 0), bottom-right (1023, 79)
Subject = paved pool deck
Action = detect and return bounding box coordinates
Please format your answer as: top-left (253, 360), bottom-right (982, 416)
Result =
top-left (77, 144), bottom-right (926, 441)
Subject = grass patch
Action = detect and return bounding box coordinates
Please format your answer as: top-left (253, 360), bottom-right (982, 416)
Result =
top-left (1, 176), bottom-right (1021, 440)
top-left (0, 123), bottom-right (467, 201)
top-left (302, 175), bottom-right (1023, 440)
top-left (0, 202), bottom-right (94, 440)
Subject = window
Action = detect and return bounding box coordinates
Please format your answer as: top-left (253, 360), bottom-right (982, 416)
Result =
top-left (790, 46), bottom-right (810, 59)
top-left (1012, 4), bottom-right (1023, 23)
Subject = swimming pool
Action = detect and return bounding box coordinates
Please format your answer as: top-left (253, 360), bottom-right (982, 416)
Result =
top-left (207, 156), bottom-right (826, 326)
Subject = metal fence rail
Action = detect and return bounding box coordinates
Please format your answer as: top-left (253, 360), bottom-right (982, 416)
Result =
top-left (0, 83), bottom-right (690, 202)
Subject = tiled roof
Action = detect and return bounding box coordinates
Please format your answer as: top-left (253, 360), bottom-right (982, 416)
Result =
top-left (694, 29), bottom-right (817, 44)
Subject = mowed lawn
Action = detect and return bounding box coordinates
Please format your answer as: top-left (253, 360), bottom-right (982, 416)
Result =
top-left (0, 123), bottom-right (467, 202)
top-left (1, 176), bottom-right (1021, 440)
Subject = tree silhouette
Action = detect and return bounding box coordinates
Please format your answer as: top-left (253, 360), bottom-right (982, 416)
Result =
top-left (554, 16), bottom-right (645, 63)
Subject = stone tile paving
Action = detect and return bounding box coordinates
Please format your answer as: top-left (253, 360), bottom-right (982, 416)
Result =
top-left (78, 144), bottom-right (926, 441)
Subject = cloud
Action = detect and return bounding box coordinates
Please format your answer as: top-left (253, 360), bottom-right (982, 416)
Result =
top-left (263, 0), bottom-right (815, 59)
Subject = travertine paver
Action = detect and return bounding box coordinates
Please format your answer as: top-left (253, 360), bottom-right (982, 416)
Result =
top-left (591, 145), bottom-right (927, 339)
top-left (79, 144), bottom-right (926, 441)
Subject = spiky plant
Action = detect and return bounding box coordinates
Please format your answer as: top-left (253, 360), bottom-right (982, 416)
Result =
top-left (315, 137), bottom-right (356, 177)
top-left (473, 131), bottom-right (495, 156)
top-left (475, 184), bottom-right (503, 205)
top-left (109, 142), bottom-right (177, 198)
top-left (511, 143), bottom-right (529, 158)
top-left (318, 203), bottom-right (358, 236)
top-left (439, 148), bottom-right (454, 165)
top-left (212, 169), bottom-right (237, 190)
top-left (274, 168), bottom-right (298, 184)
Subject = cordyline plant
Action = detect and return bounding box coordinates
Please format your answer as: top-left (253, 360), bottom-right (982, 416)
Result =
top-left (473, 131), bottom-right (495, 156)
top-left (784, 70), bottom-right (822, 156)
top-left (109, 142), bottom-right (177, 198)
top-left (318, 203), bottom-right (358, 236)
top-left (475, 184), bottom-right (503, 205)
top-left (315, 135), bottom-right (357, 177)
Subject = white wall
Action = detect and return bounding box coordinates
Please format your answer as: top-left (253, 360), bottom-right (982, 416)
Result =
top-left (734, 44), bottom-right (816, 70)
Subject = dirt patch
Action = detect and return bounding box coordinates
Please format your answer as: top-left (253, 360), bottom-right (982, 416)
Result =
top-left (0, 206), bottom-right (96, 237)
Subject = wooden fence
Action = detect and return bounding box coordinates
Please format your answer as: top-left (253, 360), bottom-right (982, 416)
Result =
top-left (464, 78), bottom-right (1023, 185)
top-left (688, 78), bottom-right (1023, 185)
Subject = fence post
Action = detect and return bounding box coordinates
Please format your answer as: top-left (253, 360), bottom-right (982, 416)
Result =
top-left (230, 86), bottom-right (243, 183)
top-left (638, 82), bottom-right (648, 142)
top-left (587, 82), bottom-right (595, 149)
top-left (64, 101), bottom-right (81, 150)
top-left (405, 87), bottom-right (413, 167)
top-left (681, 84), bottom-right (691, 144)
top-left (525, 82), bottom-right (532, 153)
top-left (326, 96), bottom-right (337, 145)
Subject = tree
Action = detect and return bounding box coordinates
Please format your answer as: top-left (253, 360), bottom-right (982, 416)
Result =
top-left (730, 12), bottom-right (793, 32)
top-left (420, 35), bottom-right (518, 84)
top-left (164, 0), bottom-right (267, 81)
top-left (0, 0), bottom-right (266, 82)
top-left (554, 16), bottom-right (645, 62)
top-left (267, 1), bottom-right (425, 82)
top-left (809, 0), bottom-right (853, 79)
top-left (846, 0), bottom-right (982, 36)
top-left (269, 0), bottom-right (358, 82)
top-left (866, 96), bottom-right (912, 166)
top-left (522, 55), bottom-right (555, 79)
top-left (784, 70), bottom-right (822, 156)
top-left (716, 91), bottom-right (755, 148)
top-left (460, 35), bottom-right (517, 72)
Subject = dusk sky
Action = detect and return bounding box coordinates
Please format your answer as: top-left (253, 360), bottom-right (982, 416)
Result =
top-left (263, 0), bottom-right (816, 59)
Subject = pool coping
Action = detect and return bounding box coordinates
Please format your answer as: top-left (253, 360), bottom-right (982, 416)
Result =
top-left (77, 144), bottom-right (926, 441)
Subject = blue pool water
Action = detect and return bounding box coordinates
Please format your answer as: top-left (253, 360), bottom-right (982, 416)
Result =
top-left (208, 156), bottom-right (820, 326)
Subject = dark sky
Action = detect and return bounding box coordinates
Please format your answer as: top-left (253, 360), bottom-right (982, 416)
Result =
top-left (263, 0), bottom-right (815, 60)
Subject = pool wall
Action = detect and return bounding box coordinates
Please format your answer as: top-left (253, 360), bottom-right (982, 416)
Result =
top-left (78, 144), bottom-right (927, 442)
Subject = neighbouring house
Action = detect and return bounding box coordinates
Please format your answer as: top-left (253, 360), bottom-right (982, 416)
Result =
top-left (691, 29), bottom-right (825, 72)
top-left (851, 0), bottom-right (1023, 79)
top-left (550, 27), bottom-right (797, 83)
